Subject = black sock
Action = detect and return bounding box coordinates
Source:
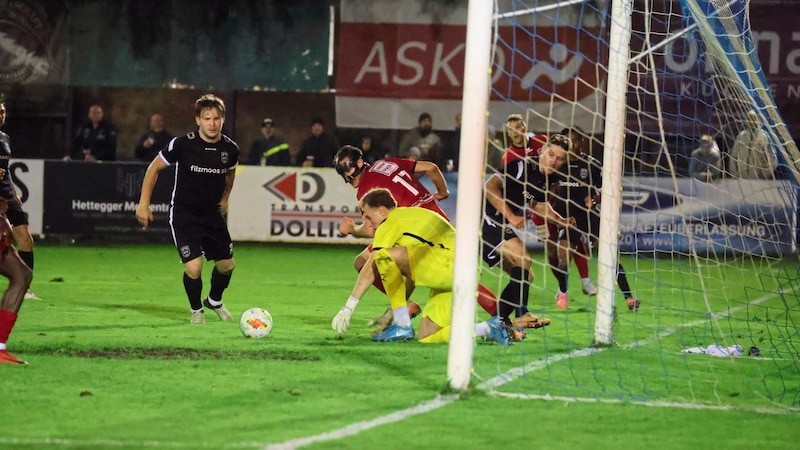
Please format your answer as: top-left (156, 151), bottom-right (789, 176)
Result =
top-left (556, 267), bottom-right (568, 293)
top-left (209, 267), bottom-right (232, 302)
top-left (500, 266), bottom-right (531, 318)
top-left (183, 273), bottom-right (203, 310)
top-left (19, 251), bottom-right (33, 271)
top-left (617, 263), bottom-right (632, 298)
top-left (515, 267), bottom-right (531, 316)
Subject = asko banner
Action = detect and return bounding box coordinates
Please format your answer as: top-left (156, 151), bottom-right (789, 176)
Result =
top-left (336, 0), bottom-right (799, 137)
top-left (335, 0), bottom-right (605, 132)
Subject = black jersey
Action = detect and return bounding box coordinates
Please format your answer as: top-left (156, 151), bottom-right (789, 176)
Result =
top-left (160, 131), bottom-right (239, 214)
top-left (550, 152), bottom-right (601, 218)
top-left (484, 156), bottom-right (558, 224)
top-left (0, 131), bottom-right (16, 200)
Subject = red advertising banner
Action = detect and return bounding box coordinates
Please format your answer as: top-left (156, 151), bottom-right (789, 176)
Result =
top-left (336, 0), bottom-right (798, 139)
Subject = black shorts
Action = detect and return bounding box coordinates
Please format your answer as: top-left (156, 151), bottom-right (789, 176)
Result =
top-left (5, 201), bottom-right (29, 227)
top-left (170, 208), bottom-right (233, 263)
top-left (481, 219), bottom-right (517, 268)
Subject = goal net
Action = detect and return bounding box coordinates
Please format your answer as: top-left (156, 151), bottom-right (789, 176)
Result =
top-left (451, 0), bottom-right (799, 412)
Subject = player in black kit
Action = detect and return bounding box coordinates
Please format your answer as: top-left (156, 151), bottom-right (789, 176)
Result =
top-left (553, 127), bottom-right (641, 311)
top-left (0, 97), bottom-right (39, 300)
top-left (136, 94), bottom-right (240, 324)
top-left (482, 134), bottom-right (574, 329)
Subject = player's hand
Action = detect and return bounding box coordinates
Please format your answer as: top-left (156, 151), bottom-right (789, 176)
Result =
top-left (332, 297), bottom-right (360, 334)
top-left (135, 203), bottom-right (154, 228)
top-left (563, 216), bottom-right (577, 228)
top-left (332, 306), bottom-right (354, 334)
top-left (338, 217), bottom-right (355, 236)
top-left (508, 214), bottom-right (526, 229)
top-left (434, 190), bottom-right (450, 201)
top-left (367, 306), bottom-right (393, 334)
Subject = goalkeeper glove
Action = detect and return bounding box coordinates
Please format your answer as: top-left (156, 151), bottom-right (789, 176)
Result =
top-left (332, 296), bottom-right (359, 334)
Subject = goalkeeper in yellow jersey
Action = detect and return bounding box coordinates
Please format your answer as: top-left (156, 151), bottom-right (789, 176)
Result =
top-left (331, 188), bottom-right (509, 344)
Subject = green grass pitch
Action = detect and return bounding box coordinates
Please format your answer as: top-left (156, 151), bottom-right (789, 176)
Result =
top-left (0, 242), bottom-right (796, 449)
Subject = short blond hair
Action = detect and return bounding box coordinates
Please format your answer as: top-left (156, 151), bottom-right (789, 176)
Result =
top-left (194, 94), bottom-right (226, 117)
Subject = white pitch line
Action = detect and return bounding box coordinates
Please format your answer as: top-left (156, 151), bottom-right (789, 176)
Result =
top-left (5, 291), bottom-right (790, 449)
top-left (265, 291), bottom-right (791, 449)
top-left (263, 394), bottom-right (460, 450)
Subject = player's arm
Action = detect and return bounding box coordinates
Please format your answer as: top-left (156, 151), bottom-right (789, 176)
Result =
top-left (338, 217), bottom-right (375, 238)
top-left (332, 248), bottom-right (378, 334)
top-left (531, 198), bottom-right (574, 228)
top-left (219, 167), bottom-right (236, 215)
top-left (414, 160), bottom-right (449, 200)
top-left (136, 157), bottom-right (168, 228)
top-left (485, 175), bottom-right (525, 228)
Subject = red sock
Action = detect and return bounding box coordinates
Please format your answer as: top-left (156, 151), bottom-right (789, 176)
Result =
top-left (0, 309), bottom-right (18, 344)
top-left (476, 284), bottom-right (497, 316)
top-left (573, 252), bottom-right (589, 278)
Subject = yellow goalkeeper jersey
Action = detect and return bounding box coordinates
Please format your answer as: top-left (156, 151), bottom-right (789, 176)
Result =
top-left (372, 207), bottom-right (455, 251)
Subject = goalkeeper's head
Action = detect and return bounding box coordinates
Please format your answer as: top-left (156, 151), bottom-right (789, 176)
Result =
top-left (334, 145), bottom-right (368, 186)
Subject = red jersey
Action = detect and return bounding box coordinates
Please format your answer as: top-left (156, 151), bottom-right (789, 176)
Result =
top-left (356, 158), bottom-right (448, 220)
top-left (500, 133), bottom-right (548, 165)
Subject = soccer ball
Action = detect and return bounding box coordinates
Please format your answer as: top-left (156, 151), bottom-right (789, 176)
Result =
top-left (239, 307), bottom-right (273, 338)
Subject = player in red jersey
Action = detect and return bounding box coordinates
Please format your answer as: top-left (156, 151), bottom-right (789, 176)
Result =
top-left (500, 114), bottom-right (548, 165)
top-left (334, 146), bottom-right (499, 333)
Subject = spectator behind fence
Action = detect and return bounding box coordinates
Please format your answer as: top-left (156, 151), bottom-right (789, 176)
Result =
top-left (729, 110), bottom-right (777, 179)
top-left (247, 118), bottom-right (290, 166)
top-left (689, 135), bottom-right (723, 182)
top-left (64, 104), bottom-right (117, 162)
top-left (443, 112), bottom-right (462, 172)
top-left (134, 113), bottom-right (174, 162)
top-left (359, 136), bottom-right (385, 164)
top-left (296, 117), bottom-right (339, 168)
top-left (397, 112), bottom-right (442, 166)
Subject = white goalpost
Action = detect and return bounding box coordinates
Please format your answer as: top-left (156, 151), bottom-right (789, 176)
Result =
top-left (449, 0), bottom-right (799, 412)
top-left (447, 0), bottom-right (493, 390)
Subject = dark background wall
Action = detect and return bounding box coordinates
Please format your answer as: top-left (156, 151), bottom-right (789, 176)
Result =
top-left (0, 0), bottom-right (796, 170)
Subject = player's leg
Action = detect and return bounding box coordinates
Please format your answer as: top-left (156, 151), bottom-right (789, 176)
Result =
top-left (417, 291), bottom-right (508, 345)
top-left (574, 239), bottom-right (597, 295)
top-left (418, 291), bottom-right (450, 343)
top-left (573, 214), bottom-right (596, 296)
top-left (496, 238), bottom-right (533, 324)
top-left (201, 216), bottom-right (236, 321)
top-left (182, 257), bottom-right (205, 323)
top-left (370, 247), bottom-right (417, 342)
top-left (7, 204), bottom-right (38, 300)
top-left (171, 214), bottom-right (207, 323)
top-left (359, 244), bottom-right (422, 321)
top-left (548, 223), bottom-right (569, 308)
top-left (617, 263), bottom-right (641, 311)
top-left (476, 283), bottom-right (497, 316)
top-left (0, 239), bottom-right (33, 364)
top-left (372, 247), bottom-right (412, 327)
